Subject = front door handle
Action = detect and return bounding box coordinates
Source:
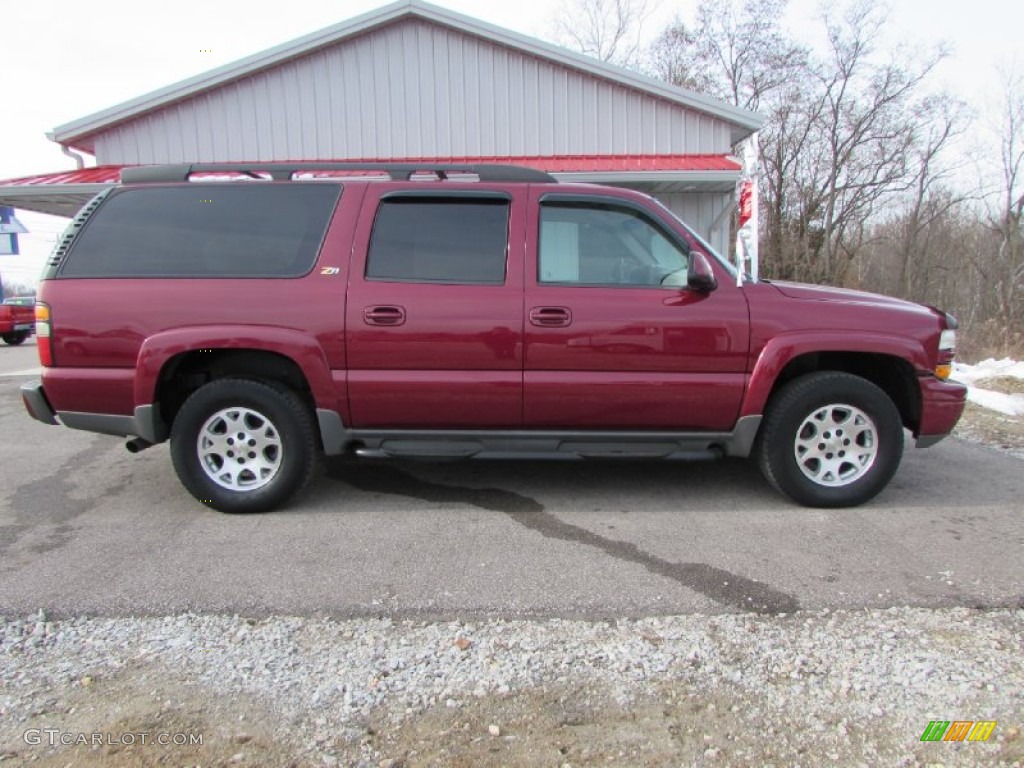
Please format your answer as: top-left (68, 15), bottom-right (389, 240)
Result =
top-left (363, 305), bottom-right (406, 326)
top-left (529, 306), bottom-right (572, 327)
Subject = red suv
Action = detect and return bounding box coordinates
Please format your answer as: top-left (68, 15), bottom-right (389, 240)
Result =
top-left (21, 163), bottom-right (966, 512)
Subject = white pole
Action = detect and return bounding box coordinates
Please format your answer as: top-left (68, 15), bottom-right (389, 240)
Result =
top-left (734, 133), bottom-right (760, 284)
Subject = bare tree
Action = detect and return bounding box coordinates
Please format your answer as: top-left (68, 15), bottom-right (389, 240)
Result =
top-left (551, 0), bottom-right (654, 67)
top-left (892, 95), bottom-right (972, 299)
top-left (760, 82), bottom-right (827, 279)
top-left (648, 19), bottom-right (706, 91)
top-left (641, 0), bottom-right (1016, 355)
top-left (649, 0), bottom-right (806, 110)
top-left (853, 73), bottom-right (1021, 358)
top-left (806, 2), bottom-right (942, 282)
top-left (985, 65), bottom-right (1024, 334)
top-left (647, 0), bottom-right (811, 276)
top-left (2, 280), bottom-right (35, 299)
top-left (696, 0), bottom-right (806, 111)
top-left (773, 1), bottom-right (948, 283)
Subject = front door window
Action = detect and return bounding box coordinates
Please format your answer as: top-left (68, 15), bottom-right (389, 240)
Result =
top-left (539, 202), bottom-right (690, 288)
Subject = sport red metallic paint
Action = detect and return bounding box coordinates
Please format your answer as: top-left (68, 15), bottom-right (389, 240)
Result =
top-left (21, 163), bottom-right (967, 512)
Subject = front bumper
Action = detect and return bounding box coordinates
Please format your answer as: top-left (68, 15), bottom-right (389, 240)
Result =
top-left (21, 380), bottom-right (58, 425)
top-left (915, 376), bottom-right (968, 448)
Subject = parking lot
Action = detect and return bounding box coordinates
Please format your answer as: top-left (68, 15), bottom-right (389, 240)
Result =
top-left (1, 337), bottom-right (1022, 620)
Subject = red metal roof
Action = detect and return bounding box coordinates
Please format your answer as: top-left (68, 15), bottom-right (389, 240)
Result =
top-left (2, 165), bottom-right (125, 186)
top-left (0, 155), bottom-right (739, 187)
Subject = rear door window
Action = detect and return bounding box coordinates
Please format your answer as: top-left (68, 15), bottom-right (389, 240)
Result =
top-left (61, 184), bottom-right (340, 278)
top-left (366, 197), bottom-right (509, 284)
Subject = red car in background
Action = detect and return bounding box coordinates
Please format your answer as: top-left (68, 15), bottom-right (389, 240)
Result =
top-left (1, 296), bottom-right (35, 345)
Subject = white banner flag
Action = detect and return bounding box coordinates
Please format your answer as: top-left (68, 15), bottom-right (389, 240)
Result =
top-left (735, 133), bottom-right (760, 284)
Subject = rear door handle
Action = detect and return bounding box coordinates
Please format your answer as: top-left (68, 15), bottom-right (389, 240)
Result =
top-left (363, 306), bottom-right (406, 326)
top-left (529, 306), bottom-right (572, 327)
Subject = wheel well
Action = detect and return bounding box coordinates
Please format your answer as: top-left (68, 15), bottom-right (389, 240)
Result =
top-left (769, 352), bottom-right (922, 433)
top-left (155, 349), bottom-right (316, 435)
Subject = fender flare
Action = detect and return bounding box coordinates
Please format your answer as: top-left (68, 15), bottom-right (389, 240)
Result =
top-left (740, 331), bottom-right (927, 418)
top-left (134, 326), bottom-right (337, 412)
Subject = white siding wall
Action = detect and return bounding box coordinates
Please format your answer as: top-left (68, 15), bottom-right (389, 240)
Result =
top-left (91, 19), bottom-right (734, 165)
top-left (657, 192), bottom-right (734, 257)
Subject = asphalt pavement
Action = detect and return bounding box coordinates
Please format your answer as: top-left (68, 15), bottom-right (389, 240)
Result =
top-left (1, 337), bottom-right (1021, 619)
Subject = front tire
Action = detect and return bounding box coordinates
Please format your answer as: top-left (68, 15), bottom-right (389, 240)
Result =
top-left (2, 331), bottom-right (29, 345)
top-left (170, 378), bottom-right (318, 513)
top-left (756, 372), bottom-right (904, 507)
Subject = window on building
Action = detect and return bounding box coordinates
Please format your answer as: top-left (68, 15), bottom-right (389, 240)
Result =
top-left (367, 197), bottom-right (509, 284)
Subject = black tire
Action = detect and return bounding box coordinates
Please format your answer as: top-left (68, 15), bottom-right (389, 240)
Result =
top-left (170, 378), bottom-right (318, 513)
top-left (756, 372), bottom-right (904, 508)
top-left (2, 332), bottom-right (28, 346)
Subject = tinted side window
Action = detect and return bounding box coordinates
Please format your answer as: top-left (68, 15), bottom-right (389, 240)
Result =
top-left (61, 184), bottom-right (340, 278)
top-left (539, 202), bottom-right (690, 288)
top-left (367, 198), bottom-right (509, 284)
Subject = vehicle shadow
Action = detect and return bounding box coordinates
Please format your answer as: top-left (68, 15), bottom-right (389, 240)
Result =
top-left (313, 437), bottom-right (1022, 513)
top-left (318, 453), bottom-right (772, 506)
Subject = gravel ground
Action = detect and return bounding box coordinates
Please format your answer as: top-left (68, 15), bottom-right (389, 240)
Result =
top-left (955, 404), bottom-right (1024, 460)
top-left (2, 608), bottom-right (1022, 766)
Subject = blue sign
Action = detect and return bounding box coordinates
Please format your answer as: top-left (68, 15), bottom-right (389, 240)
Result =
top-left (0, 206), bottom-right (27, 255)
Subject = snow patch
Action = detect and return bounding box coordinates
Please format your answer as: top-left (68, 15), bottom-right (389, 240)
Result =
top-left (965, 388), bottom-right (1024, 417)
top-left (953, 357), bottom-right (1024, 383)
top-left (953, 358), bottom-right (1024, 417)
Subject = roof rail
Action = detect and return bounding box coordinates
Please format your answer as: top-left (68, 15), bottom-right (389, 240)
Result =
top-left (120, 162), bottom-right (557, 184)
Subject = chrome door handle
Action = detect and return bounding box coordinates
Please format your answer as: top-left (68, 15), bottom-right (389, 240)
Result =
top-left (363, 306), bottom-right (406, 326)
top-left (529, 306), bottom-right (572, 327)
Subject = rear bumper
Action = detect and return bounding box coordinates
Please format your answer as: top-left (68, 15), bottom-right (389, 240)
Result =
top-left (22, 380), bottom-right (165, 441)
top-left (915, 376), bottom-right (968, 448)
top-left (21, 381), bottom-right (58, 425)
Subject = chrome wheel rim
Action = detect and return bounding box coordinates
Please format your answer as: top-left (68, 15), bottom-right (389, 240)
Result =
top-left (794, 404), bottom-right (878, 487)
top-left (197, 407), bottom-right (282, 491)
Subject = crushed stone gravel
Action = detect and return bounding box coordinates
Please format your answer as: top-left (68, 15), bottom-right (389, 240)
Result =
top-left (1, 607), bottom-right (1022, 765)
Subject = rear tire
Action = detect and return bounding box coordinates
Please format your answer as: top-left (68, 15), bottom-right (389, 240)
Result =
top-left (756, 372), bottom-right (904, 507)
top-left (2, 332), bottom-right (28, 346)
top-left (170, 378), bottom-right (318, 513)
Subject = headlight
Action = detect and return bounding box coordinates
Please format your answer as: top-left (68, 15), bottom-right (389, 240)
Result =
top-left (935, 328), bottom-right (956, 380)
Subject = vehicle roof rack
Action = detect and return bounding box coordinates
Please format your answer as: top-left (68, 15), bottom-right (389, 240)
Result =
top-left (120, 162), bottom-right (557, 184)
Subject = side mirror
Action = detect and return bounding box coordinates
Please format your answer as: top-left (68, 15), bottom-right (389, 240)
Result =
top-left (687, 252), bottom-right (718, 293)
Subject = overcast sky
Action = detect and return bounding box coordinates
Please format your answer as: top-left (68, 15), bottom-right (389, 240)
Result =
top-left (2, 0), bottom-right (1021, 287)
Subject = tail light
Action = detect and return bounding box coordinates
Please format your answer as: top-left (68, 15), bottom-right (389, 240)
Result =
top-left (35, 302), bottom-right (53, 367)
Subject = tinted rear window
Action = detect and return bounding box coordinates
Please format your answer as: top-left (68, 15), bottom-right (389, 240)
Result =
top-left (60, 184), bottom-right (340, 278)
top-left (366, 198), bottom-right (509, 284)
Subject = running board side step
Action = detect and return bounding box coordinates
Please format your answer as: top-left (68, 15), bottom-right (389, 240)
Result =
top-left (355, 446), bottom-right (723, 461)
top-left (339, 415), bottom-right (763, 461)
